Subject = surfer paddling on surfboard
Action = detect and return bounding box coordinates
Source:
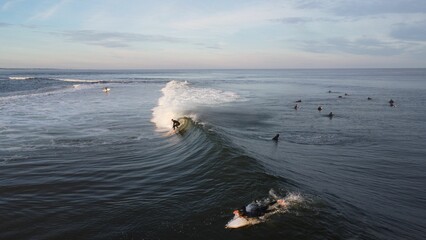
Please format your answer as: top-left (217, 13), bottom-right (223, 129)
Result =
top-left (171, 119), bottom-right (180, 130)
top-left (232, 199), bottom-right (287, 218)
top-left (226, 190), bottom-right (288, 229)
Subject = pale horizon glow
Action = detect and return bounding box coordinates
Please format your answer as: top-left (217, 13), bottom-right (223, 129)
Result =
top-left (1, 0), bottom-right (425, 69)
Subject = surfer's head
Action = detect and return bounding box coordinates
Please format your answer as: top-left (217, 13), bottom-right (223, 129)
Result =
top-left (233, 207), bottom-right (247, 217)
top-left (277, 199), bottom-right (287, 207)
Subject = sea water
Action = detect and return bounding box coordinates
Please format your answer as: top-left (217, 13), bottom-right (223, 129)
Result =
top-left (0, 69), bottom-right (425, 239)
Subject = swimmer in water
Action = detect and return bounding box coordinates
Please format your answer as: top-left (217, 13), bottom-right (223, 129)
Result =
top-left (294, 104), bottom-right (298, 110)
top-left (272, 134), bottom-right (279, 141)
top-left (295, 99), bottom-right (302, 103)
top-left (328, 112), bottom-right (334, 118)
top-left (171, 119), bottom-right (180, 130)
top-left (318, 106), bottom-right (323, 111)
top-left (368, 97), bottom-right (372, 100)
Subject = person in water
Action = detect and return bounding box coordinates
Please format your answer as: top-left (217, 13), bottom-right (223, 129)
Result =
top-left (171, 119), bottom-right (180, 130)
top-left (318, 106), bottom-right (323, 111)
top-left (233, 199), bottom-right (287, 219)
top-left (272, 134), bottom-right (279, 141)
top-left (328, 112), bottom-right (334, 118)
top-left (294, 104), bottom-right (298, 110)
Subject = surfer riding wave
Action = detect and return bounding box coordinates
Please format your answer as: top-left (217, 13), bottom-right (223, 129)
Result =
top-left (151, 80), bottom-right (240, 131)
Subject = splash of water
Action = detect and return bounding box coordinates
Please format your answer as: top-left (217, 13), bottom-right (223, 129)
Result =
top-left (151, 80), bottom-right (240, 130)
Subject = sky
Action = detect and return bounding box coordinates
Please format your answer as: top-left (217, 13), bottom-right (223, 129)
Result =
top-left (0, 0), bottom-right (425, 69)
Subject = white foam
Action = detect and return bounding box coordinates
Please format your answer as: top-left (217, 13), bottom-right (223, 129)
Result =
top-left (151, 80), bottom-right (240, 130)
top-left (9, 76), bottom-right (33, 80)
top-left (58, 78), bottom-right (101, 83)
top-left (285, 192), bottom-right (304, 203)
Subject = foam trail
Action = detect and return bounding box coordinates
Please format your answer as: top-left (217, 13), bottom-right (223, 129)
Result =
top-left (151, 80), bottom-right (240, 131)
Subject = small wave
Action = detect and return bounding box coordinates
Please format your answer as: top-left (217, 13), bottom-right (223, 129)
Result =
top-left (151, 80), bottom-right (240, 130)
top-left (0, 84), bottom-right (93, 103)
top-left (9, 76), bottom-right (35, 80)
top-left (57, 78), bottom-right (104, 83)
top-left (8, 76), bottom-right (106, 83)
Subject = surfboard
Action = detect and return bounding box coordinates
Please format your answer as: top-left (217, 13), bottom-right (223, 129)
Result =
top-left (225, 216), bottom-right (260, 229)
top-left (174, 117), bottom-right (190, 134)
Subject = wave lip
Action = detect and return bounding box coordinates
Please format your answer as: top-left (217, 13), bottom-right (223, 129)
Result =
top-left (57, 78), bottom-right (103, 83)
top-left (9, 76), bottom-right (33, 80)
top-left (151, 80), bottom-right (240, 130)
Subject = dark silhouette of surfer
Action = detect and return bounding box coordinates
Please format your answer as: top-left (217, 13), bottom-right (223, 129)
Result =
top-left (272, 134), bottom-right (279, 141)
top-left (318, 106), bottom-right (323, 111)
top-left (171, 119), bottom-right (180, 130)
top-left (328, 112), bottom-right (334, 118)
top-left (294, 104), bottom-right (298, 110)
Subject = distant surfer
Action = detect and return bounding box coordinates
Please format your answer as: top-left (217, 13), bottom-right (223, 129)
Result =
top-left (103, 87), bottom-right (110, 93)
top-left (294, 104), bottom-right (298, 110)
top-left (389, 99), bottom-right (394, 104)
top-left (272, 134), bottom-right (279, 141)
top-left (367, 97), bottom-right (372, 100)
top-left (318, 106), bottom-right (323, 111)
top-left (338, 95), bottom-right (343, 98)
top-left (295, 99), bottom-right (302, 103)
top-left (171, 119), bottom-right (180, 130)
top-left (328, 112), bottom-right (334, 118)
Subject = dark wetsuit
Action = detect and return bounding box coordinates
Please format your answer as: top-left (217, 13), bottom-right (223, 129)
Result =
top-left (240, 200), bottom-right (277, 218)
top-left (272, 134), bottom-right (279, 141)
top-left (172, 119), bottom-right (180, 130)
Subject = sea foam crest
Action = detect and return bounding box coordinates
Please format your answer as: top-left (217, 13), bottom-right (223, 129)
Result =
top-left (58, 78), bottom-right (102, 83)
top-left (9, 76), bottom-right (33, 80)
top-left (151, 80), bottom-right (240, 130)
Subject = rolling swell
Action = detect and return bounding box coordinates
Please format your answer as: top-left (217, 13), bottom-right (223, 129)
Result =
top-left (144, 81), bottom-right (308, 238)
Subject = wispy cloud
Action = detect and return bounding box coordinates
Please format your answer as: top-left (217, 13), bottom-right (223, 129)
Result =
top-left (54, 30), bottom-right (183, 48)
top-left (292, 0), bottom-right (426, 16)
top-left (31, 0), bottom-right (69, 20)
top-left (271, 16), bottom-right (339, 24)
top-left (1, 0), bottom-right (24, 11)
top-left (391, 21), bottom-right (426, 42)
top-left (172, 5), bottom-right (280, 31)
top-left (0, 22), bottom-right (13, 27)
top-left (299, 37), bottom-right (404, 56)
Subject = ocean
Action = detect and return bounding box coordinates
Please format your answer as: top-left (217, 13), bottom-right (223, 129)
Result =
top-left (0, 69), bottom-right (425, 239)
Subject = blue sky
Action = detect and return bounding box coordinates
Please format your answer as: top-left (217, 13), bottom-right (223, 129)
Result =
top-left (1, 0), bottom-right (425, 69)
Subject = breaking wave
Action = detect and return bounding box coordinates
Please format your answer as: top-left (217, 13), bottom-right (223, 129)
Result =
top-left (151, 80), bottom-right (240, 130)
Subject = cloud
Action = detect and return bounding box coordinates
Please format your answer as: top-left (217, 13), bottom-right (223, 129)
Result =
top-left (272, 17), bottom-right (312, 24)
top-left (172, 5), bottom-right (278, 31)
top-left (1, 0), bottom-right (24, 11)
top-left (54, 30), bottom-right (183, 48)
top-left (271, 16), bottom-right (340, 24)
top-left (391, 21), bottom-right (426, 41)
top-left (31, 0), bottom-right (69, 20)
top-left (292, 0), bottom-right (426, 16)
top-left (299, 37), bottom-right (404, 56)
top-left (0, 22), bottom-right (12, 27)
